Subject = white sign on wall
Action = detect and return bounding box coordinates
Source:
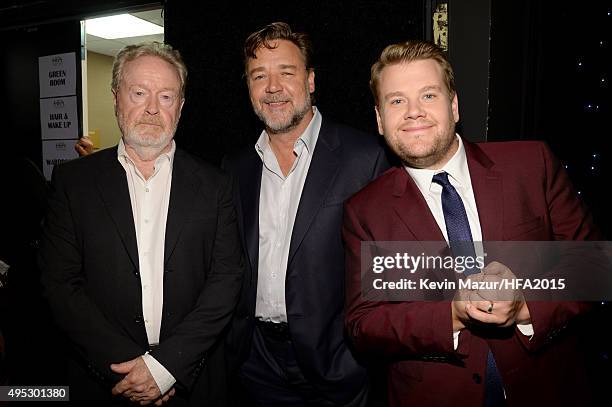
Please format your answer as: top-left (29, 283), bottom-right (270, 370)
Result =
top-left (39, 51), bottom-right (79, 180)
top-left (41, 139), bottom-right (78, 180)
top-left (38, 52), bottom-right (77, 98)
top-left (39, 96), bottom-right (78, 140)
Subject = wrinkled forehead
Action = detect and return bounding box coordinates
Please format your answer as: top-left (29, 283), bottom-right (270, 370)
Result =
top-left (121, 55), bottom-right (181, 88)
top-left (248, 40), bottom-right (306, 69)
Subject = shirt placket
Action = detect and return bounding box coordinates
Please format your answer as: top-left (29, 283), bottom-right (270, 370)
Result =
top-left (140, 177), bottom-right (154, 341)
top-left (273, 177), bottom-right (289, 313)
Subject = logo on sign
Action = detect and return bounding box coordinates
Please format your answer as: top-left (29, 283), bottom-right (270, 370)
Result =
top-left (56, 142), bottom-right (67, 150)
top-left (53, 99), bottom-right (65, 108)
top-left (52, 56), bottom-right (63, 66)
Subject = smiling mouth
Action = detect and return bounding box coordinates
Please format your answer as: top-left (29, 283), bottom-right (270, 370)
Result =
top-left (265, 101), bottom-right (289, 107)
top-left (401, 124), bottom-right (433, 132)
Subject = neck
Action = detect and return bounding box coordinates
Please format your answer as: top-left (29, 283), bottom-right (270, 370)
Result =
top-left (266, 109), bottom-right (314, 177)
top-left (266, 107), bottom-right (314, 156)
top-left (123, 140), bottom-right (172, 179)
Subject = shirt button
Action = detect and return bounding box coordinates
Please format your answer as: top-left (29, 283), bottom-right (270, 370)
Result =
top-left (143, 285), bottom-right (148, 290)
top-left (144, 219), bottom-right (149, 223)
top-left (145, 188), bottom-right (150, 192)
top-left (271, 273), bottom-right (277, 278)
top-left (145, 319), bottom-right (149, 324)
top-left (276, 242), bottom-right (281, 247)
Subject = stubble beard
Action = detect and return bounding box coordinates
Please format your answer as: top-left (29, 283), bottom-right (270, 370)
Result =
top-left (254, 92), bottom-right (312, 135)
top-left (390, 121), bottom-right (456, 169)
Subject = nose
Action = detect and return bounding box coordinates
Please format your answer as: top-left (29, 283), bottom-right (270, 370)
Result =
top-left (265, 74), bottom-right (282, 93)
top-left (403, 100), bottom-right (425, 120)
top-left (145, 94), bottom-right (160, 115)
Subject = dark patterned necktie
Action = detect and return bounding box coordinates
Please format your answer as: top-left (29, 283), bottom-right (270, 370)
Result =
top-left (432, 171), bottom-right (505, 406)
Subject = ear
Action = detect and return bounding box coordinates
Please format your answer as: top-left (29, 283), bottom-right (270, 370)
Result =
top-left (308, 69), bottom-right (315, 94)
top-left (112, 89), bottom-right (119, 115)
top-left (375, 105), bottom-right (384, 136)
top-left (178, 98), bottom-right (185, 118)
top-left (451, 93), bottom-right (459, 123)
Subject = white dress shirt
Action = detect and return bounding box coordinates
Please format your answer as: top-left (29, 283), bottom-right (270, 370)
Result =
top-left (117, 138), bottom-right (175, 394)
top-left (404, 135), bottom-right (533, 349)
top-left (255, 107), bottom-right (322, 322)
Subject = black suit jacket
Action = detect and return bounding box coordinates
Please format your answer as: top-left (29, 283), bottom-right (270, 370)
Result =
top-left (224, 118), bottom-right (389, 404)
top-left (39, 146), bottom-right (244, 404)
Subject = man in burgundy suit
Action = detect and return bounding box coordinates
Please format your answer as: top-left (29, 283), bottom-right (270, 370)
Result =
top-left (343, 40), bottom-right (602, 406)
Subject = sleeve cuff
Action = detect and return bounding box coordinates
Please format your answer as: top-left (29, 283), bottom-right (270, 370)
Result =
top-left (142, 353), bottom-right (176, 395)
top-left (517, 323), bottom-right (534, 338)
top-left (453, 330), bottom-right (460, 350)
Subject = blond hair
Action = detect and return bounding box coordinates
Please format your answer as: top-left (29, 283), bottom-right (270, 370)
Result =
top-left (370, 40), bottom-right (455, 106)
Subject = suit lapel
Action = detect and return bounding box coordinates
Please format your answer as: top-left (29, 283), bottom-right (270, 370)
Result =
top-left (164, 150), bottom-right (201, 264)
top-left (391, 168), bottom-right (446, 242)
top-left (287, 120), bottom-right (340, 266)
top-left (96, 149), bottom-right (139, 270)
top-left (464, 141), bottom-right (503, 241)
top-left (240, 152), bottom-right (263, 277)
top-left (390, 168), bottom-right (453, 287)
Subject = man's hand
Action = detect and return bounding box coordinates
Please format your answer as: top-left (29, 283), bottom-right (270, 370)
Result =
top-left (153, 388), bottom-right (175, 406)
top-left (452, 261), bottom-right (532, 329)
top-left (75, 137), bottom-right (94, 157)
top-left (111, 356), bottom-right (163, 404)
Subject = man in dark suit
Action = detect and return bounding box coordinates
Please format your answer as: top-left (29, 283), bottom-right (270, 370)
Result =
top-left (223, 22), bottom-right (388, 406)
top-left (343, 40), bottom-right (602, 406)
top-left (39, 42), bottom-right (243, 405)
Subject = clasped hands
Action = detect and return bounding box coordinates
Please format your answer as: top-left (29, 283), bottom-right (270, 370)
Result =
top-left (110, 357), bottom-right (175, 406)
top-left (452, 261), bottom-right (531, 331)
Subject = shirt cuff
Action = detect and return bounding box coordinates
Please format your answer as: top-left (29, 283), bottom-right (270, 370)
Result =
top-left (142, 353), bottom-right (176, 395)
top-left (453, 330), bottom-right (460, 350)
top-left (517, 323), bottom-right (534, 338)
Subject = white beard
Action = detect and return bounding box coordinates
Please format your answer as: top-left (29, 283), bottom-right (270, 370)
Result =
top-left (123, 126), bottom-right (174, 161)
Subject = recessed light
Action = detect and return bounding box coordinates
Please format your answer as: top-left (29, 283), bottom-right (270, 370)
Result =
top-left (85, 14), bottom-right (163, 39)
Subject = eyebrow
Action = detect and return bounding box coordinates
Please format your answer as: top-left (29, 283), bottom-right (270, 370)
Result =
top-left (248, 64), bottom-right (299, 76)
top-left (128, 84), bottom-right (178, 93)
top-left (420, 85), bottom-right (443, 93)
top-left (248, 66), bottom-right (266, 76)
top-left (383, 91), bottom-right (405, 101)
top-left (383, 85), bottom-right (444, 100)
top-left (278, 64), bottom-right (298, 70)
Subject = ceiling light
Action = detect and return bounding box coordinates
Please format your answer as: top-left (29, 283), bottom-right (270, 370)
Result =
top-left (85, 14), bottom-right (163, 39)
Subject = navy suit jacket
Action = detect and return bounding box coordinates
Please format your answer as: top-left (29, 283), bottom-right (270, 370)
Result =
top-left (224, 118), bottom-right (389, 403)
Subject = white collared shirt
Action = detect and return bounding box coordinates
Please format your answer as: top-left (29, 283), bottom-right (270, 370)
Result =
top-left (117, 138), bottom-right (175, 393)
top-left (405, 135), bottom-right (483, 244)
top-left (255, 107), bottom-right (322, 322)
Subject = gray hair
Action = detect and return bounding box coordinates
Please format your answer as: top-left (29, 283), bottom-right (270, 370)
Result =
top-left (111, 42), bottom-right (187, 97)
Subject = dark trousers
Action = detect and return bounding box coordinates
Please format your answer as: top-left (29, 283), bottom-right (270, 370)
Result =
top-left (239, 324), bottom-right (367, 407)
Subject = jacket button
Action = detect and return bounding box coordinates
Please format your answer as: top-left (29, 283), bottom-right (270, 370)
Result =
top-left (472, 373), bottom-right (482, 384)
top-left (133, 269), bottom-right (140, 277)
top-left (134, 316), bottom-right (143, 324)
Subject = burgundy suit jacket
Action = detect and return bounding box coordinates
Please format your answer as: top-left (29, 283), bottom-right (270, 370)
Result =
top-left (343, 140), bottom-right (601, 407)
